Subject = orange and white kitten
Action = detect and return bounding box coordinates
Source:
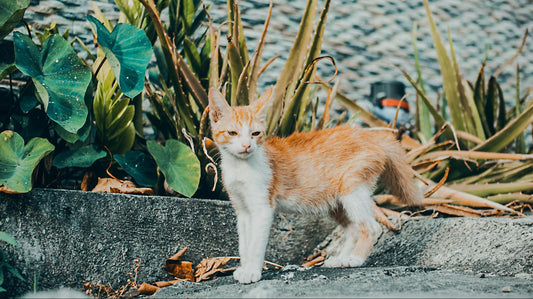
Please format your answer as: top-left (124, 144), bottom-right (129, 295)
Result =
top-left (208, 87), bottom-right (422, 284)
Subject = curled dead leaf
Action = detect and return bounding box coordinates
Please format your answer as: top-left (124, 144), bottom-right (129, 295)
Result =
top-left (91, 177), bottom-right (154, 195)
top-left (138, 282), bottom-right (159, 295)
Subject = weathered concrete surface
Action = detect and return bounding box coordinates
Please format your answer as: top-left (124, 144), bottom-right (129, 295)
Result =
top-left (1, 189), bottom-right (532, 297)
top-left (152, 266), bottom-right (533, 298)
top-left (0, 189), bottom-right (335, 296)
top-left (367, 216), bottom-right (533, 275)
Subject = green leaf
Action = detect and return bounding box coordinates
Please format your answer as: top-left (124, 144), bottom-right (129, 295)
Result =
top-left (147, 139), bottom-right (200, 197)
top-left (279, 0), bottom-right (331, 136)
top-left (0, 130), bottom-right (54, 193)
top-left (485, 76), bottom-right (498, 135)
top-left (0, 0), bottom-right (30, 40)
top-left (473, 101), bottom-right (533, 153)
top-left (514, 64), bottom-right (526, 154)
top-left (423, 0), bottom-right (465, 133)
top-left (87, 15), bottom-right (153, 99)
top-left (183, 37), bottom-right (202, 76)
top-left (412, 21), bottom-right (432, 143)
top-left (114, 150), bottom-right (158, 187)
top-left (52, 145), bottom-right (107, 168)
top-left (13, 33), bottom-right (91, 133)
top-left (267, 0), bottom-right (318, 135)
top-left (0, 231), bottom-right (16, 246)
top-left (5, 263), bottom-right (24, 282)
top-left (247, 1), bottom-right (272, 102)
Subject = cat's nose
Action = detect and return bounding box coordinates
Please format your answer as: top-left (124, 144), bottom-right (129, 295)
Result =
top-left (242, 144), bottom-right (251, 151)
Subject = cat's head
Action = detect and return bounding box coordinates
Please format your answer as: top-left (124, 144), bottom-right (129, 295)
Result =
top-left (208, 87), bottom-right (272, 159)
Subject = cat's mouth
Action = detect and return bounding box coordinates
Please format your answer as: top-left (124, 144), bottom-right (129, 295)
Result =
top-left (236, 149), bottom-right (253, 158)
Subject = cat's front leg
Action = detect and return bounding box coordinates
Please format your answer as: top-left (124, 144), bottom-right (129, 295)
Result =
top-left (233, 203), bottom-right (273, 284)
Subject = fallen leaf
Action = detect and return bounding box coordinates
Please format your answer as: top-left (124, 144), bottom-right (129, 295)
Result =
top-left (168, 246), bottom-right (189, 261)
top-left (164, 247), bottom-right (195, 281)
top-left (165, 261), bottom-right (195, 281)
top-left (154, 279), bottom-right (185, 288)
top-left (138, 282), bottom-right (159, 295)
top-left (302, 255), bottom-right (325, 267)
top-left (91, 177), bottom-right (154, 194)
top-left (195, 257), bottom-right (234, 282)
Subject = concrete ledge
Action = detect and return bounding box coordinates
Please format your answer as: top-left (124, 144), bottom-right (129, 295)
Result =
top-left (0, 189), bottom-right (336, 296)
top-left (367, 216), bottom-right (533, 275)
top-left (1, 189), bottom-right (532, 296)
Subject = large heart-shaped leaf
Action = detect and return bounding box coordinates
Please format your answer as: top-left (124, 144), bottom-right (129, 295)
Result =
top-left (87, 15), bottom-right (153, 99)
top-left (0, 0), bottom-right (30, 40)
top-left (0, 130), bottom-right (54, 193)
top-left (52, 145), bottom-right (107, 168)
top-left (115, 150), bottom-right (158, 187)
top-left (147, 139), bottom-right (200, 197)
top-left (13, 32), bottom-right (92, 133)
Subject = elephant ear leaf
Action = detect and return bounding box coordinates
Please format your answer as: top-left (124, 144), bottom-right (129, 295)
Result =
top-left (52, 145), bottom-right (107, 168)
top-left (87, 15), bottom-right (153, 99)
top-left (0, 0), bottom-right (31, 40)
top-left (0, 130), bottom-right (55, 193)
top-left (115, 150), bottom-right (158, 187)
top-left (13, 32), bottom-right (92, 133)
top-left (147, 140), bottom-right (200, 197)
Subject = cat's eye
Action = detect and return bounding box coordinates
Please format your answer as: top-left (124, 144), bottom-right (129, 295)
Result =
top-left (251, 131), bottom-right (262, 137)
top-left (227, 131), bottom-right (238, 136)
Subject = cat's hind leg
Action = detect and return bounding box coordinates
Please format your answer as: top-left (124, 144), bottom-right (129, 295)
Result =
top-left (323, 185), bottom-right (382, 268)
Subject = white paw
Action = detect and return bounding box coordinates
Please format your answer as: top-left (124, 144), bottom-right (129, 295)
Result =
top-left (233, 266), bottom-right (262, 284)
top-left (323, 256), bottom-right (365, 268)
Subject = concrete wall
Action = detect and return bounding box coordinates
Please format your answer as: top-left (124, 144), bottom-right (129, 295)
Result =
top-left (0, 189), bottom-right (336, 296)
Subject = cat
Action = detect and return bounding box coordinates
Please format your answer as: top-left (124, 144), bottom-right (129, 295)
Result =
top-left (208, 87), bottom-right (422, 284)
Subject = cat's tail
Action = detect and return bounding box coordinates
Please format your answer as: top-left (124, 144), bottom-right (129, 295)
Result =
top-left (382, 145), bottom-right (423, 206)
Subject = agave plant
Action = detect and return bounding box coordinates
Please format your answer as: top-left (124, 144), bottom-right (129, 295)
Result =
top-left (137, 0), bottom-right (339, 197)
top-left (331, 0), bottom-right (532, 219)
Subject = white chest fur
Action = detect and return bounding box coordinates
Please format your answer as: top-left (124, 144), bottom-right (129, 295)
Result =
top-left (219, 147), bottom-right (273, 206)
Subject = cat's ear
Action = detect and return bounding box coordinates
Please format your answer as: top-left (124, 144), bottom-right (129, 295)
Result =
top-left (208, 87), bottom-right (230, 123)
top-left (251, 86), bottom-right (273, 119)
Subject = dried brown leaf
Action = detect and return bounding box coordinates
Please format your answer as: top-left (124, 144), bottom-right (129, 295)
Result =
top-left (168, 246), bottom-right (189, 261)
top-left (373, 203), bottom-right (400, 231)
top-left (424, 167), bottom-right (450, 198)
top-left (91, 177), bottom-right (154, 195)
top-left (302, 255), bottom-right (325, 267)
top-left (138, 282), bottom-right (159, 295)
top-left (154, 279), bottom-right (184, 288)
top-left (424, 204), bottom-right (482, 217)
top-left (195, 257), bottom-right (233, 282)
top-left (165, 261), bottom-right (195, 281)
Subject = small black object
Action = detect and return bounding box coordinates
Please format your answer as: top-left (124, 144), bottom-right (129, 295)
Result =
top-left (370, 81), bottom-right (407, 110)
